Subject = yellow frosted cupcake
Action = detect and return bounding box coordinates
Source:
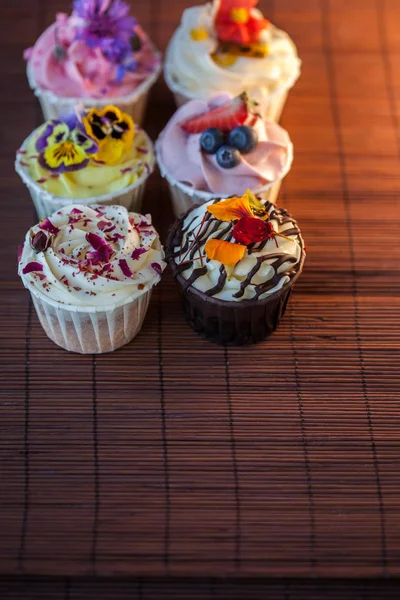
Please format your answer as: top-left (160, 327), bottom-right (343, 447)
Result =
top-left (15, 105), bottom-right (154, 219)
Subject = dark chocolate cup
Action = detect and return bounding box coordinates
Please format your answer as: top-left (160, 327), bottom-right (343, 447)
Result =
top-left (166, 204), bottom-right (306, 346)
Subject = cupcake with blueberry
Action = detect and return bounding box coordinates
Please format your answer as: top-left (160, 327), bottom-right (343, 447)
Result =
top-left (24, 0), bottom-right (161, 124)
top-left (164, 0), bottom-right (301, 121)
top-left (18, 204), bottom-right (166, 353)
top-left (15, 104), bottom-right (154, 219)
top-left (156, 91), bottom-right (293, 216)
top-left (167, 191), bottom-right (305, 345)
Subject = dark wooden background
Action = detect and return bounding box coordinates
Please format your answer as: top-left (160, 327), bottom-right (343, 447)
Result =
top-left (1, 0), bottom-right (400, 597)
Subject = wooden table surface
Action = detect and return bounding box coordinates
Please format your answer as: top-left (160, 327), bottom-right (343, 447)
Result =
top-left (1, 0), bottom-right (400, 597)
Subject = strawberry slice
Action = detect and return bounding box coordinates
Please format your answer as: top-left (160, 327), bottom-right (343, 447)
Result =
top-left (180, 92), bottom-right (249, 133)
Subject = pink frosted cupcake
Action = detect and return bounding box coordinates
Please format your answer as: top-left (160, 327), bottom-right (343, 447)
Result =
top-left (24, 0), bottom-right (161, 124)
top-left (156, 92), bottom-right (293, 216)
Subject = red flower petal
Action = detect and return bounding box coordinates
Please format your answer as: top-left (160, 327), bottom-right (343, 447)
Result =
top-left (151, 262), bottom-right (163, 276)
top-left (119, 259), bottom-right (132, 277)
top-left (39, 217), bottom-right (60, 235)
top-left (17, 244), bottom-right (24, 262)
top-left (85, 232), bottom-right (113, 265)
top-left (22, 261), bottom-right (44, 275)
top-left (70, 208), bottom-right (83, 214)
top-left (131, 248), bottom-right (147, 260)
top-left (232, 217), bottom-right (273, 245)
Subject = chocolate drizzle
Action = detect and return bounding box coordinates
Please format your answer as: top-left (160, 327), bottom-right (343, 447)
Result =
top-left (171, 200), bottom-right (303, 301)
top-left (205, 265), bottom-right (227, 297)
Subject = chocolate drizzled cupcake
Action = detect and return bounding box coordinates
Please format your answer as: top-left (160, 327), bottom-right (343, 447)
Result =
top-left (167, 190), bottom-right (305, 345)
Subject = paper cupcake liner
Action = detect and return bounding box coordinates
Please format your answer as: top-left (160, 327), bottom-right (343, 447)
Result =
top-left (27, 56), bottom-right (162, 125)
top-left (167, 209), bottom-right (305, 346)
top-left (30, 289), bottom-right (151, 354)
top-left (156, 140), bottom-right (292, 217)
top-left (15, 131), bottom-right (154, 220)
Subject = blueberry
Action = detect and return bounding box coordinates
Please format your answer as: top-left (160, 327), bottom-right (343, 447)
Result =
top-left (228, 125), bottom-right (258, 153)
top-left (200, 128), bottom-right (225, 154)
top-left (216, 145), bottom-right (241, 169)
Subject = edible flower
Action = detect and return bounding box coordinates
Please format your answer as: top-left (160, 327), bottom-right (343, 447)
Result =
top-left (86, 232), bottom-right (114, 264)
top-left (82, 105), bottom-right (134, 164)
top-left (30, 231), bottom-right (52, 253)
top-left (35, 115), bottom-right (99, 173)
top-left (73, 0), bottom-right (139, 81)
top-left (73, 0), bottom-right (136, 52)
top-left (214, 0), bottom-right (269, 46)
top-left (207, 190), bottom-right (268, 221)
top-left (205, 190), bottom-right (293, 267)
top-left (205, 238), bottom-right (246, 267)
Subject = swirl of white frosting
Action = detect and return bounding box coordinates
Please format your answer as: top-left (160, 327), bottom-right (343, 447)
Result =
top-left (172, 201), bottom-right (304, 302)
top-left (165, 4), bottom-right (301, 101)
top-left (18, 204), bottom-right (165, 308)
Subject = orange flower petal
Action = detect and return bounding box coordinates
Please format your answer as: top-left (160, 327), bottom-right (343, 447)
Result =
top-left (205, 238), bottom-right (246, 267)
top-left (207, 194), bottom-right (253, 221)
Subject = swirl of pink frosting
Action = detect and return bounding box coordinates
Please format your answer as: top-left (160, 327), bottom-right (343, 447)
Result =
top-left (25, 13), bottom-right (160, 98)
top-left (156, 93), bottom-right (293, 196)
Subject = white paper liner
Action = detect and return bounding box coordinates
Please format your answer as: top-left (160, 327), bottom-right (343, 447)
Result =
top-left (29, 288), bottom-right (151, 354)
top-left (15, 130), bottom-right (155, 220)
top-left (163, 29), bottom-right (298, 122)
top-left (27, 53), bottom-right (162, 125)
top-left (155, 138), bottom-right (293, 217)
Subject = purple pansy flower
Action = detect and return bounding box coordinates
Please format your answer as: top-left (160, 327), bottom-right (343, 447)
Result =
top-left (35, 115), bottom-right (99, 174)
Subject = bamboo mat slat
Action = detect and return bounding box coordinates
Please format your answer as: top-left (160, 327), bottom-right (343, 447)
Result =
top-left (0, 0), bottom-right (400, 585)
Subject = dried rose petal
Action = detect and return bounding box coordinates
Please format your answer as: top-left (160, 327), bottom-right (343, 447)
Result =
top-left (97, 220), bottom-right (111, 230)
top-left (70, 208), bottom-right (83, 215)
top-left (30, 230), bottom-right (51, 253)
top-left (17, 244), bottom-right (24, 262)
top-left (86, 232), bottom-right (113, 264)
top-left (108, 232), bottom-right (124, 243)
top-left (22, 262), bottom-right (44, 275)
top-left (151, 263), bottom-right (163, 276)
top-left (119, 259), bottom-right (132, 277)
top-left (39, 217), bottom-right (60, 235)
top-left (131, 248), bottom-right (146, 260)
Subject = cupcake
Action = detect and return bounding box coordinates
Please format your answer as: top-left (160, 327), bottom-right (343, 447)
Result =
top-left (24, 0), bottom-right (161, 124)
top-left (156, 92), bottom-right (293, 216)
top-left (167, 191), bottom-right (305, 345)
top-left (164, 0), bottom-right (301, 122)
top-left (18, 204), bottom-right (166, 353)
top-left (15, 105), bottom-right (154, 219)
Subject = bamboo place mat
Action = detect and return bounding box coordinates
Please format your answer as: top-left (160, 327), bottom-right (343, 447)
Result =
top-left (1, 0), bottom-right (400, 594)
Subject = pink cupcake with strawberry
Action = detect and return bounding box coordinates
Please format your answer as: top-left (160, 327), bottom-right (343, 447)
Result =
top-left (156, 91), bottom-right (293, 216)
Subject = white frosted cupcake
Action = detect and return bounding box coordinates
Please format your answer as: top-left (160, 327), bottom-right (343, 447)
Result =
top-left (164, 0), bottom-right (301, 121)
top-left (15, 105), bottom-right (154, 219)
top-left (18, 204), bottom-right (166, 353)
top-left (156, 92), bottom-right (293, 216)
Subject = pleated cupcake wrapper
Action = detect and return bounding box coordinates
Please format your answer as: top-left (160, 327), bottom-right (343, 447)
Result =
top-left (163, 48), bottom-right (293, 123)
top-left (26, 55), bottom-right (162, 126)
top-left (15, 130), bottom-right (155, 220)
top-left (156, 139), bottom-right (293, 217)
top-left (27, 284), bottom-right (152, 354)
top-left (166, 205), bottom-right (305, 346)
